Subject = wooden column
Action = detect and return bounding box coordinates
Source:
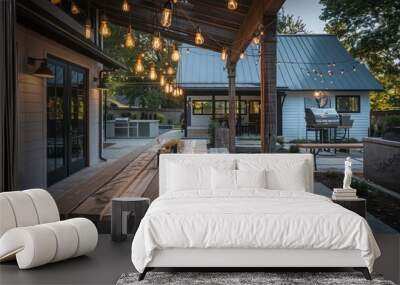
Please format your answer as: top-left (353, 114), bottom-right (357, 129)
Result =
top-left (0, 0), bottom-right (17, 191)
top-left (183, 95), bottom-right (188, 137)
top-left (227, 60), bottom-right (236, 153)
top-left (260, 15), bottom-right (278, 153)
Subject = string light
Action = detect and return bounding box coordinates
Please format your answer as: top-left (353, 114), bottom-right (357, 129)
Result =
top-left (167, 66), bottom-right (175, 75)
top-left (221, 47), bottom-right (228, 61)
top-left (134, 57), bottom-right (144, 74)
top-left (227, 0), bottom-right (238, 10)
top-left (124, 25), bottom-right (135, 48)
top-left (71, 1), bottom-right (80, 15)
top-left (84, 18), bottom-right (92, 40)
top-left (122, 0), bottom-right (130, 12)
top-left (195, 27), bottom-right (204, 46)
top-left (178, 88), bottom-right (183, 96)
top-left (252, 35), bottom-right (260, 45)
top-left (171, 44), bottom-right (180, 62)
top-left (161, 0), bottom-right (173, 28)
top-left (99, 13), bottom-right (111, 38)
top-left (160, 74), bottom-right (166, 86)
top-left (149, 64), bottom-right (157, 80)
top-left (152, 32), bottom-right (162, 51)
top-left (240, 52), bottom-right (245, 59)
top-left (51, 0), bottom-right (61, 5)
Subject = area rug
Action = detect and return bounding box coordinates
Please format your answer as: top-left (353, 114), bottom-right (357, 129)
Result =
top-left (116, 272), bottom-right (395, 285)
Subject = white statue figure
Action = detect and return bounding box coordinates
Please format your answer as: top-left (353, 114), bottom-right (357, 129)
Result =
top-left (343, 157), bottom-right (353, 189)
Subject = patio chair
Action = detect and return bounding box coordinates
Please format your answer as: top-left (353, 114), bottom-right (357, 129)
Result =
top-left (0, 189), bottom-right (98, 269)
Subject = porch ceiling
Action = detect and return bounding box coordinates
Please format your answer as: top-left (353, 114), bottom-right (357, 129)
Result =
top-left (91, 0), bottom-right (284, 62)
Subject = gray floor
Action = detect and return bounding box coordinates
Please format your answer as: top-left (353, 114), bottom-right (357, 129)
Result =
top-left (1, 233), bottom-right (398, 285)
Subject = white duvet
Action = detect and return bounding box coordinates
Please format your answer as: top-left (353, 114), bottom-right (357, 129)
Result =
top-left (131, 190), bottom-right (380, 273)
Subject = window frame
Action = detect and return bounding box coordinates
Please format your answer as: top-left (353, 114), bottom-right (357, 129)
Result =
top-left (335, 95), bottom-right (361, 113)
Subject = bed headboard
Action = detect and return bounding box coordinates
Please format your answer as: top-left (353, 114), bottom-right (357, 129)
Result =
top-left (159, 153), bottom-right (314, 195)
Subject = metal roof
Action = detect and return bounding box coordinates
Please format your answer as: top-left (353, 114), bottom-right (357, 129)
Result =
top-left (177, 35), bottom-right (383, 91)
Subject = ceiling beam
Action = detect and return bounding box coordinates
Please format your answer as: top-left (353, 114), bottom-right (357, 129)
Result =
top-left (229, 0), bottom-right (284, 63)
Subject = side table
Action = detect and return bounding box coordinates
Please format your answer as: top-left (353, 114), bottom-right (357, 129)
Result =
top-left (332, 198), bottom-right (366, 218)
top-left (111, 197), bottom-right (150, 242)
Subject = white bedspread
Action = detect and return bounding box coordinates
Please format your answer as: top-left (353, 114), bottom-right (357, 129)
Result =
top-left (131, 190), bottom-right (380, 273)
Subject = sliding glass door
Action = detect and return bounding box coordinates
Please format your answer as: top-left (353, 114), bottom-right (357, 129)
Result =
top-left (47, 58), bottom-right (88, 186)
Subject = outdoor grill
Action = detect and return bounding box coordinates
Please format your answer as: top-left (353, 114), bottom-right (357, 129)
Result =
top-left (305, 108), bottom-right (340, 129)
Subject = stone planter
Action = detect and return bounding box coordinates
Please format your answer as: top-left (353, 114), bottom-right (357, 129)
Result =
top-left (363, 137), bottom-right (400, 193)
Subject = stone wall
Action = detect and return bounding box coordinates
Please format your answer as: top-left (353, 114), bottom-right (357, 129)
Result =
top-left (364, 137), bottom-right (400, 193)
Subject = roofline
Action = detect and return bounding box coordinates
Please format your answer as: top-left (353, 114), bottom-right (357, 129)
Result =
top-left (182, 86), bottom-right (383, 92)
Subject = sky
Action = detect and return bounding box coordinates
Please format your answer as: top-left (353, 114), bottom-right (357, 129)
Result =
top-left (282, 0), bottom-right (327, 33)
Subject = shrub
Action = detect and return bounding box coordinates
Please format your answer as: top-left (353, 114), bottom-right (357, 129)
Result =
top-left (289, 145), bottom-right (299, 153)
top-left (155, 112), bottom-right (166, 123)
top-left (383, 115), bottom-right (400, 133)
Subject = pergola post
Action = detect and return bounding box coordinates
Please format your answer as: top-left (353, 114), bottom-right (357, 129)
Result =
top-left (227, 59), bottom-right (236, 153)
top-left (0, 0), bottom-right (17, 191)
top-left (260, 15), bottom-right (278, 153)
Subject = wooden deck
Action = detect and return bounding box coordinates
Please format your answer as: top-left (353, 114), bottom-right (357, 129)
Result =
top-left (56, 144), bottom-right (160, 233)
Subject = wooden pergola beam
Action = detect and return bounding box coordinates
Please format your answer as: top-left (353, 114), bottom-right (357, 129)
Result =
top-left (230, 0), bottom-right (284, 63)
top-left (260, 15), bottom-right (278, 153)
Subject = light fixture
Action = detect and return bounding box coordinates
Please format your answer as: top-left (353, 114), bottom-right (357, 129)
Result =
top-left (195, 27), bottom-right (204, 46)
top-left (99, 13), bottom-right (111, 38)
top-left (134, 57), bottom-right (144, 74)
top-left (179, 88), bottom-right (183, 96)
top-left (124, 25), bottom-right (135, 48)
top-left (173, 88), bottom-right (179, 97)
top-left (122, 0), bottom-right (130, 12)
top-left (165, 82), bottom-right (171, 93)
top-left (240, 52), bottom-right (245, 59)
top-left (149, 64), bottom-right (157, 80)
top-left (171, 45), bottom-right (180, 62)
top-left (167, 66), bottom-right (174, 75)
top-left (152, 32), bottom-right (162, 51)
top-left (160, 74), bottom-right (166, 86)
top-left (98, 76), bottom-right (108, 90)
top-left (227, 0), bottom-right (238, 10)
top-left (51, 0), bottom-right (61, 4)
top-left (221, 47), bottom-right (228, 61)
top-left (28, 58), bottom-right (54, 79)
top-left (71, 1), bottom-right (80, 15)
top-left (84, 18), bottom-right (92, 40)
top-left (252, 35), bottom-right (260, 45)
top-left (313, 91), bottom-right (321, 98)
top-left (161, 0), bottom-right (173, 28)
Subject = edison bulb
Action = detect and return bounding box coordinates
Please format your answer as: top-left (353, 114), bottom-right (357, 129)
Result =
top-left (152, 32), bottom-right (162, 51)
top-left (221, 47), bottom-right (228, 61)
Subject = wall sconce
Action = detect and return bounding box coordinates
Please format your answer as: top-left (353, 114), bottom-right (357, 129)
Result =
top-left (27, 57), bottom-right (54, 79)
top-left (98, 70), bottom-right (108, 91)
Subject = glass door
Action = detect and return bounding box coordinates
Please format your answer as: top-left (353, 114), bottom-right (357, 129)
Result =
top-left (69, 67), bottom-right (87, 173)
top-left (47, 60), bottom-right (68, 185)
top-left (47, 58), bottom-right (88, 186)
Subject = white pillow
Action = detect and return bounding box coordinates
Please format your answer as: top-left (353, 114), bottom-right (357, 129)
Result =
top-left (237, 158), bottom-right (309, 191)
top-left (236, 169), bottom-right (267, 189)
top-left (167, 162), bottom-right (212, 191)
top-left (265, 161), bottom-right (307, 191)
top-left (212, 168), bottom-right (237, 190)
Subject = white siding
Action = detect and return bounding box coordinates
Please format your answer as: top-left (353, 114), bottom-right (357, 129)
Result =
top-left (16, 25), bottom-right (103, 189)
top-left (282, 91), bottom-right (370, 142)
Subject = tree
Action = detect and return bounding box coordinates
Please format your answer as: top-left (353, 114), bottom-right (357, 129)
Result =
top-left (320, 0), bottom-right (400, 110)
top-left (278, 9), bottom-right (308, 34)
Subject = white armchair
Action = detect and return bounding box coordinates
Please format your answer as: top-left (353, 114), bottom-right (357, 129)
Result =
top-left (0, 189), bottom-right (98, 269)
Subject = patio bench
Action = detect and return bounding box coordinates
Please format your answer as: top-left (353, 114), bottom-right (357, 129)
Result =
top-left (295, 143), bottom-right (364, 170)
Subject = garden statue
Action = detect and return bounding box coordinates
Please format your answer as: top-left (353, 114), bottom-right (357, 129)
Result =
top-left (343, 157), bottom-right (353, 189)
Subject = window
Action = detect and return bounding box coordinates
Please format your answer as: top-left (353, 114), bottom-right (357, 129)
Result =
top-left (249, 101), bottom-right (260, 114)
top-left (192, 100), bottom-right (248, 115)
top-left (335, 96), bottom-right (360, 113)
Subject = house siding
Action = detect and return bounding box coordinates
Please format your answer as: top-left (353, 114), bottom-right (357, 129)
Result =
top-left (187, 91), bottom-right (370, 142)
top-left (16, 25), bottom-right (103, 189)
top-left (282, 91), bottom-right (370, 142)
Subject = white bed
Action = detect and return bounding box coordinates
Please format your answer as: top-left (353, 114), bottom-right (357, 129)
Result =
top-left (131, 154), bottom-right (380, 280)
